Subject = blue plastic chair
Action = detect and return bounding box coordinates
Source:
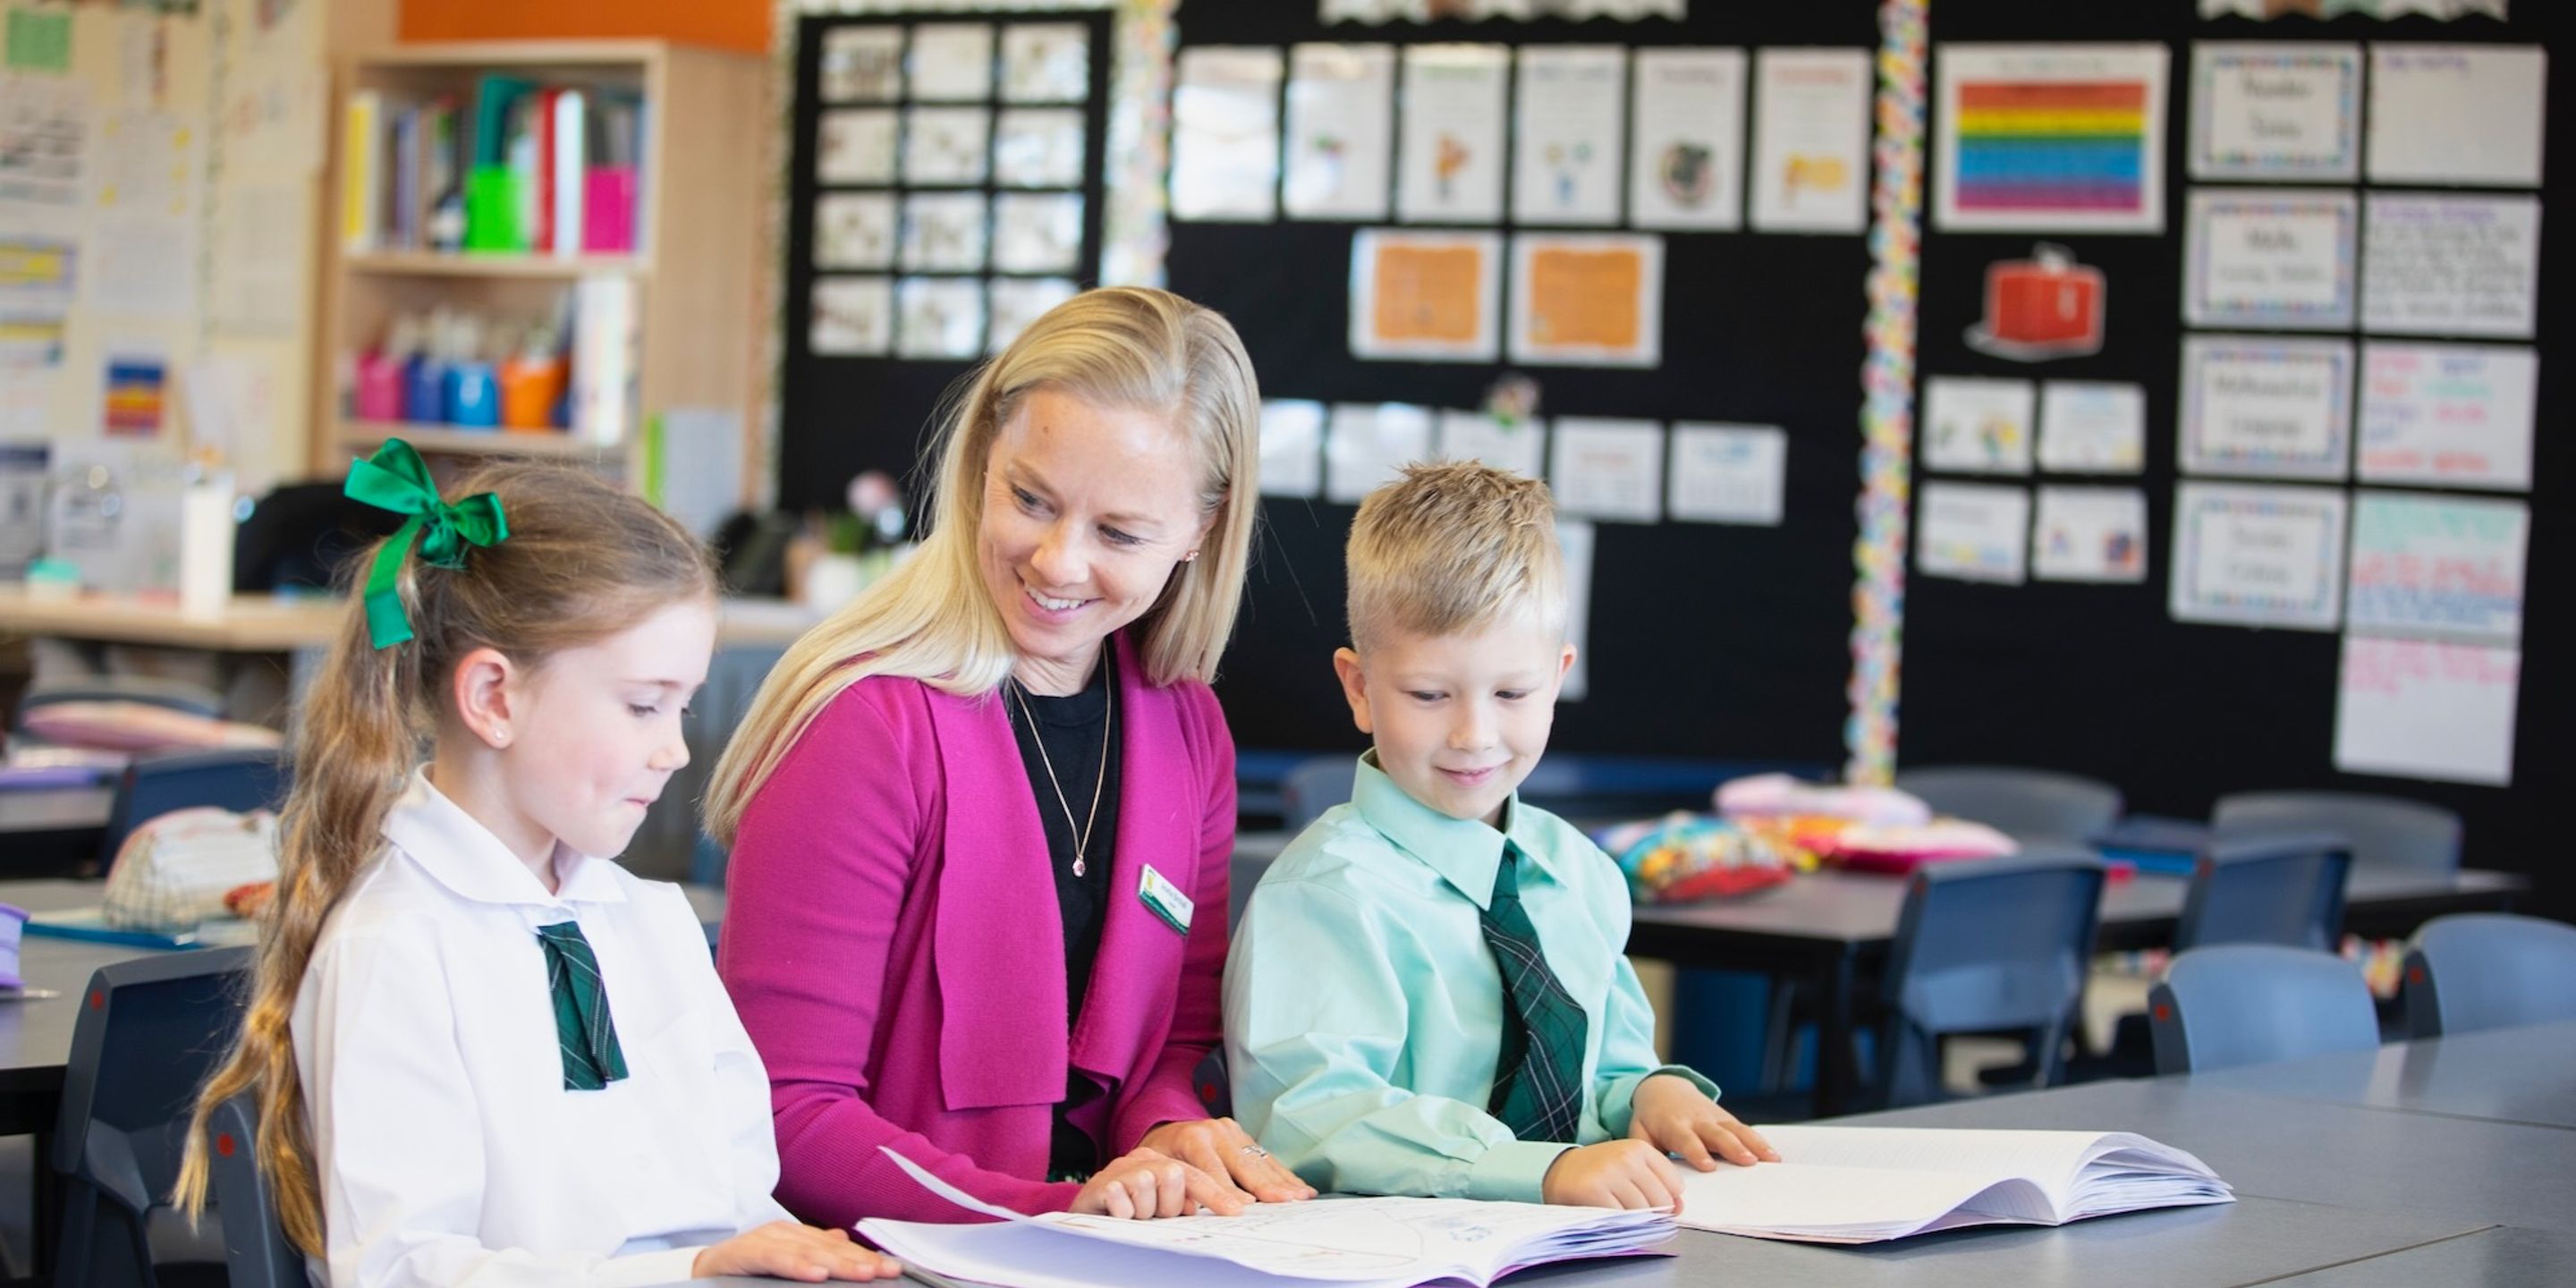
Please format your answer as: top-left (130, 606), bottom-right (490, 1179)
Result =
top-left (2174, 832), bottom-right (2351, 953)
top-left (1894, 765), bottom-right (2124, 847)
top-left (2149, 945), bottom-right (2380, 1074)
top-left (204, 1091), bottom-right (306, 1288)
top-left (1872, 853), bottom-right (2107, 1107)
top-left (53, 946), bottom-right (254, 1287)
top-left (2213, 791), bottom-right (2462, 874)
top-left (99, 748), bottom-right (291, 870)
top-left (2401, 913), bottom-right (2576, 1038)
top-left (1281, 755), bottom-right (1359, 834)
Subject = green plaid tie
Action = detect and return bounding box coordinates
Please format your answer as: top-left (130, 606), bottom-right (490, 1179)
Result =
top-left (536, 921), bottom-right (629, 1091)
top-left (1479, 842), bottom-right (1589, 1142)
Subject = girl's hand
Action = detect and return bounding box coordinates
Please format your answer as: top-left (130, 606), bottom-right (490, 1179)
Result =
top-left (1137, 1117), bottom-right (1318, 1205)
top-left (691, 1222), bottom-right (902, 1281)
top-left (1071, 1146), bottom-right (1249, 1219)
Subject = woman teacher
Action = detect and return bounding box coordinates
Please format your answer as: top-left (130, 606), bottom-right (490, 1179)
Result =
top-left (708, 288), bottom-right (1312, 1225)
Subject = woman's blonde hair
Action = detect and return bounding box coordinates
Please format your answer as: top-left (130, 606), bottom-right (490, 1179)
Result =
top-left (173, 462), bottom-right (717, 1255)
top-left (704, 286), bottom-right (1258, 842)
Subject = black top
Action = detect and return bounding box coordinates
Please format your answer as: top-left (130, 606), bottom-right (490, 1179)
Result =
top-left (1001, 652), bottom-right (1121, 1182)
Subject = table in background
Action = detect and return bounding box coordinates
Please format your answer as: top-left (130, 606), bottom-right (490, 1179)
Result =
top-left (1625, 866), bottom-right (2529, 1114)
top-left (0, 787), bottom-right (114, 877)
top-left (2185, 1017), bottom-right (2576, 1130)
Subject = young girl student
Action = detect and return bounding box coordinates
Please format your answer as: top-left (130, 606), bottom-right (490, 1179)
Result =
top-left (176, 444), bottom-right (902, 1285)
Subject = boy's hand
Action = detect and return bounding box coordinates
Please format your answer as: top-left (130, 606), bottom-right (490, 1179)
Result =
top-left (1629, 1073), bottom-right (1779, 1170)
top-left (1539, 1140), bottom-right (1685, 1210)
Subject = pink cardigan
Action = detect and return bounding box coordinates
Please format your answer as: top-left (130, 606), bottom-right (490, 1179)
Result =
top-left (716, 632), bottom-right (1236, 1226)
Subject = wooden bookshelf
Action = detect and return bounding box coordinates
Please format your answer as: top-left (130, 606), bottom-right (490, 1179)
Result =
top-left (317, 40), bottom-right (767, 496)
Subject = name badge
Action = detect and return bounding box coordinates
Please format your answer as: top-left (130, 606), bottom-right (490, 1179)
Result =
top-left (1138, 864), bottom-right (1194, 936)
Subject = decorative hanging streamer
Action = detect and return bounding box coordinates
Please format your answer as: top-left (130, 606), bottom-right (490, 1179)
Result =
top-left (1845, 0), bottom-right (1928, 786)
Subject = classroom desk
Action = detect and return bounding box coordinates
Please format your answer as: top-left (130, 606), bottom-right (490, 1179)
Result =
top-left (2267, 1224), bottom-right (2576, 1288)
top-left (1624, 865), bottom-right (2530, 1115)
top-left (0, 786), bottom-right (115, 877)
top-left (2184, 1017), bottom-right (2576, 1131)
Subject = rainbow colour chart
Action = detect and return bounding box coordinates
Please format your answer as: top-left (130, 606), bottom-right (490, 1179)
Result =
top-left (1937, 44), bottom-right (2169, 233)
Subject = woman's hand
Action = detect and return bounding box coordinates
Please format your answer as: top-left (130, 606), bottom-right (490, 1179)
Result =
top-left (1138, 1116), bottom-right (1317, 1205)
top-left (691, 1222), bottom-right (902, 1281)
top-left (1071, 1146), bottom-right (1250, 1219)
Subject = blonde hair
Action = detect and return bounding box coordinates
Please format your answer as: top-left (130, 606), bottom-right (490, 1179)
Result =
top-left (174, 463), bottom-right (717, 1255)
top-left (1346, 460), bottom-right (1564, 651)
top-left (703, 286), bottom-right (1258, 842)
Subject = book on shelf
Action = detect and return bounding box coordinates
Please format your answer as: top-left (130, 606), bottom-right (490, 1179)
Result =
top-left (860, 1147), bottom-right (1675, 1288)
top-left (347, 73), bottom-right (642, 259)
top-left (342, 90), bottom-right (382, 251)
top-left (1674, 1125), bottom-right (2233, 1244)
top-left (570, 275), bottom-right (638, 445)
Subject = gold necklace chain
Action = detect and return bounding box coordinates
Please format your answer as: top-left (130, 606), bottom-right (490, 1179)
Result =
top-left (1006, 665), bottom-right (1114, 877)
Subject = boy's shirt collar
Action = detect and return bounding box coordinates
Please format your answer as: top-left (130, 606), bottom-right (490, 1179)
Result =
top-left (1350, 749), bottom-right (1560, 910)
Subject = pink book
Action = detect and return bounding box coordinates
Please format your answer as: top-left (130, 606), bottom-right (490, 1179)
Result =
top-left (582, 167), bottom-right (637, 253)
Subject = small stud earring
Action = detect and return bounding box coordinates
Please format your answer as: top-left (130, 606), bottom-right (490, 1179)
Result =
top-left (1183, 549), bottom-right (1200, 563)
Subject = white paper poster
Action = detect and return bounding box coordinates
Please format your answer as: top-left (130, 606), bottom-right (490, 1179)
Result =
top-left (2334, 637), bottom-right (2518, 787)
top-left (818, 108), bottom-right (899, 186)
top-left (815, 192), bottom-right (897, 270)
top-left (2360, 194), bottom-right (2540, 340)
top-left (2037, 381), bottom-right (2146, 474)
top-left (910, 24), bottom-right (996, 103)
top-left (994, 108), bottom-right (1087, 188)
top-left (1436, 409), bottom-right (1544, 479)
top-left (895, 277), bottom-right (986, 359)
top-left (899, 192), bottom-right (987, 271)
top-left (1001, 22), bottom-right (1090, 104)
top-left (1349, 228), bottom-right (1502, 362)
top-left (821, 27), bottom-right (905, 104)
top-left (1750, 48), bottom-right (1871, 234)
top-left (1548, 418), bottom-right (1663, 523)
top-left (1630, 48), bottom-right (1745, 232)
top-left (1258, 399), bottom-right (1326, 498)
top-left (1917, 482), bottom-right (2030, 585)
top-left (1668, 423), bottom-right (1786, 526)
top-left (1511, 46), bottom-right (1625, 226)
top-left (1921, 377), bottom-right (2035, 475)
top-left (2170, 481), bottom-right (2348, 631)
top-left (1171, 47), bottom-right (1283, 223)
top-left (1397, 45), bottom-right (1509, 225)
top-left (987, 277), bottom-right (1079, 354)
top-left (810, 275), bottom-right (894, 356)
top-left (2188, 43), bottom-right (2361, 182)
top-left (1326, 402), bottom-right (1435, 504)
top-left (2356, 343), bottom-right (2536, 491)
top-left (992, 193), bottom-right (1083, 273)
top-left (2184, 188), bottom-right (2358, 330)
top-left (1507, 233), bottom-right (1662, 368)
top-left (2032, 487), bottom-right (2148, 584)
top-left (2179, 336), bottom-right (2353, 480)
top-left (902, 106), bottom-right (990, 186)
top-left (2346, 491), bottom-right (2527, 642)
top-left (1283, 44), bottom-right (1395, 221)
top-left (1936, 44), bottom-right (2169, 233)
top-left (2367, 45), bottom-right (2546, 187)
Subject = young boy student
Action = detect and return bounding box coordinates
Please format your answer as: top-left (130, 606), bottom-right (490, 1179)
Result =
top-left (1224, 461), bottom-right (1776, 1209)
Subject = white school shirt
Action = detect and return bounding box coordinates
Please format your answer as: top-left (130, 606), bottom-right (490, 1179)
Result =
top-left (292, 772), bottom-right (792, 1288)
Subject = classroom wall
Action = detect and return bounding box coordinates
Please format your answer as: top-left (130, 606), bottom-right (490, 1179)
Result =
top-left (399, 0), bottom-right (770, 56)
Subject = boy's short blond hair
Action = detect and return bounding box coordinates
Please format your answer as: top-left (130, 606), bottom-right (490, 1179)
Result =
top-left (1346, 460), bottom-right (1566, 651)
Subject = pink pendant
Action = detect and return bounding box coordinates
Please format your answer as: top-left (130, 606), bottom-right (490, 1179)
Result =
top-left (1072, 856), bottom-right (1087, 877)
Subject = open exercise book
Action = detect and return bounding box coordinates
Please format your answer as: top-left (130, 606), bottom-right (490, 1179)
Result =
top-left (1678, 1125), bottom-right (2233, 1244)
top-left (859, 1149), bottom-right (1674, 1288)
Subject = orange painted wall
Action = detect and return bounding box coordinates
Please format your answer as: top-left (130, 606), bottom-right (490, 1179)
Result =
top-left (399, 0), bottom-right (771, 55)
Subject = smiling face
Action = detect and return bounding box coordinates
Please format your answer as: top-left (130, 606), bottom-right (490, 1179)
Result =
top-left (1334, 605), bottom-right (1577, 828)
top-left (493, 597), bottom-right (716, 860)
top-left (977, 386), bottom-right (1213, 693)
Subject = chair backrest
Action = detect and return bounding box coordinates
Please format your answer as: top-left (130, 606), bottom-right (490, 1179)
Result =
top-left (2402, 912), bottom-right (2576, 1038)
top-left (207, 1091), bottom-right (306, 1288)
top-left (2149, 944), bottom-right (2379, 1074)
top-left (1281, 755), bottom-right (1359, 834)
top-left (100, 747), bottom-right (290, 869)
top-left (54, 946), bottom-right (255, 1286)
top-left (2212, 790), bottom-right (2462, 874)
top-left (2174, 832), bottom-right (2351, 953)
top-left (1877, 853), bottom-right (2106, 1105)
top-left (1894, 765), bottom-right (2125, 844)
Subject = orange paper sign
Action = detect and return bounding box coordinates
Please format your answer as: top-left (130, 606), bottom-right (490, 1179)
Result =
top-left (1525, 247), bottom-right (1644, 349)
top-left (1370, 243), bottom-right (1486, 345)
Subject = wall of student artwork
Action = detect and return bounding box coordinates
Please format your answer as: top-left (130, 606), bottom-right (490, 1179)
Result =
top-left (1899, 2), bottom-right (2564, 918)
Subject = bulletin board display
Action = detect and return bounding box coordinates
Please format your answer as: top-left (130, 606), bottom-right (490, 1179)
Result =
top-left (1897, 4), bottom-right (2567, 916)
top-left (1164, 6), bottom-right (1885, 767)
top-left (776, 8), bottom-right (1115, 505)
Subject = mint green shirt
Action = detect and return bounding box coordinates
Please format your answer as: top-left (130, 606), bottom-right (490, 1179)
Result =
top-left (1223, 753), bottom-right (1717, 1202)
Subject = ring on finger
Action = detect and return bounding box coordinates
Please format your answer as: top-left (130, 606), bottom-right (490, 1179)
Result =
top-left (1240, 1144), bottom-right (1270, 1158)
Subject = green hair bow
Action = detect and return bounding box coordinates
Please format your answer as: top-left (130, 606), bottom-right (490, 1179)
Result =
top-left (343, 439), bottom-right (509, 649)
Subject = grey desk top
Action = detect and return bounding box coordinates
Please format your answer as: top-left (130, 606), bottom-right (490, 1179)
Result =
top-left (2188, 1020), bottom-right (2576, 1131)
top-left (0, 787), bottom-right (114, 835)
top-left (1627, 866), bottom-right (2528, 955)
top-left (2267, 1224), bottom-right (2576, 1288)
top-left (1834, 1078), bottom-right (2576, 1235)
